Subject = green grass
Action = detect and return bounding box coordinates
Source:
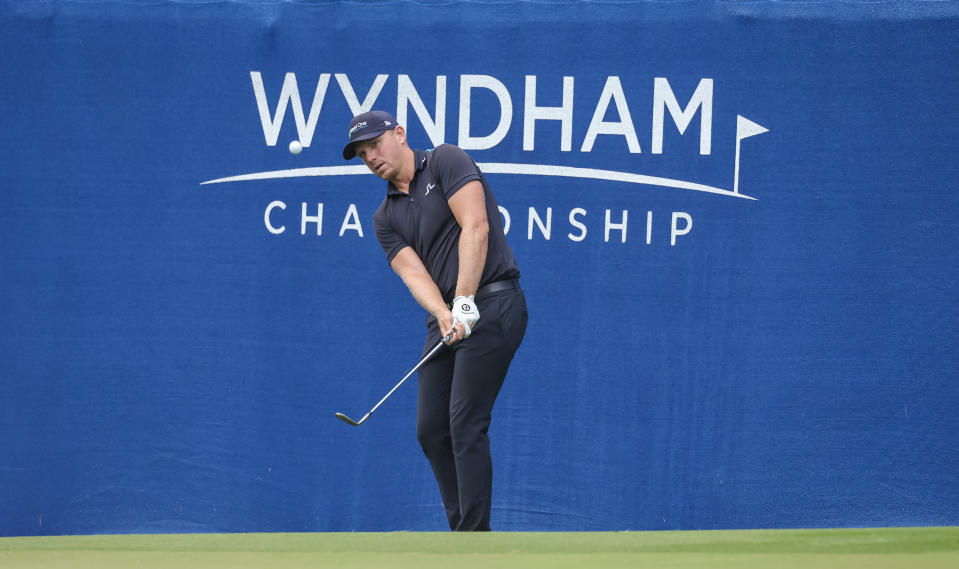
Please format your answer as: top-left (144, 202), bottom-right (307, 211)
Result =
top-left (1, 527), bottom-right (958, 569)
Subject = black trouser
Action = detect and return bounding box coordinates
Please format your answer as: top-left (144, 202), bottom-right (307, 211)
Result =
top-left (416, 286), bottom-right (527, 531)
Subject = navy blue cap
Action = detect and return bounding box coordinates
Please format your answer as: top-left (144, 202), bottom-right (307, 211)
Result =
top-left (342, 110), bottom-right (398, 160)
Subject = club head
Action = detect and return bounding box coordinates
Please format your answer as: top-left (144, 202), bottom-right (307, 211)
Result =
top-left (333, 337), bottom-right (448, 428)
top-left (335, 412), bottom-right (363, 426)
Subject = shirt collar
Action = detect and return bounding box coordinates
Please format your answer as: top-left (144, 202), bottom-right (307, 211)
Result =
top-left (386, 149), bottom-right (428, 197)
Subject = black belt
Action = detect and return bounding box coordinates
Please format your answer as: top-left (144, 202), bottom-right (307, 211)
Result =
top-left (446, 279), bottom-right (520, 308)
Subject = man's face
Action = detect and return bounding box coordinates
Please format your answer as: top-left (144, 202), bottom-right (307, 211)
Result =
top-left (353, 128), bottom-right (405, 181)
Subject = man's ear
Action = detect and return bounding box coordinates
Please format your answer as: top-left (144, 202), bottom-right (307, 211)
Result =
top-left (394, 125), bottom-right (407, 145)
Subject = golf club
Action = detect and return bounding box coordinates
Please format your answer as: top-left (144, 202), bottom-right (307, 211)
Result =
top-left (335, 331), bottom-right (454, 426)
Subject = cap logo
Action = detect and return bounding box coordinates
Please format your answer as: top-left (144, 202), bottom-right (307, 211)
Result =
top-left (349, 121), bottom-right (367, 136)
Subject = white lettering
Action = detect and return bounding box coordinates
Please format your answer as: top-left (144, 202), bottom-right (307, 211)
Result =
top-left (652, 78), bottom-right (713, 155)
top-left (250, 72), bottom-right (330, 147)
top-left (498, 205), bottom-right (511, 235)
top-left (250, 73), bottom-right (723, 160)
top-left (336, 73), bottom-right (389, 115)
top-left (568, 208), bottom-right (587, 242)
top-left (670, 211), bottom-right (693, 245)
top-left (266, 202), bottom-right (697, 247)
top-left (265, 200), bottom-right (287, 234)
top-left (528, 206), bottom-right (552, 240)
top-left (397, 75), bottom-right (446, 148)
top-left (582, 76), bottom-right (641, 153)
top-left (458, 75), bottom-right (513, 150)
top-left (524, 76), bottom-right (574, 152)
top-left (301, 203), bottom-right (323, 236)
top-left (604, 209), bottom-right (628, 243)
top-left (339, 203), bottom-right (363, 237)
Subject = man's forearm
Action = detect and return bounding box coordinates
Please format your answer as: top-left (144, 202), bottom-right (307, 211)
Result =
top-left (455, 222), bottom-right (488, 298)
top-left (400, 270), bottom-right (449, 318)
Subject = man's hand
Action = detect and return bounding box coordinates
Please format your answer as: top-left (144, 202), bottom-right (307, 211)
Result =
top-left (437, 311), bottom-right (462, 345)
top-left (451, 295), bottom-right (480, 339)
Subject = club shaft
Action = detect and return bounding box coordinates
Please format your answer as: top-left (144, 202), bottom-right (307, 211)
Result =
top-left (336, 332), bottom-right (453, 426)
top-left (362, 338), bottom-right (446, 418)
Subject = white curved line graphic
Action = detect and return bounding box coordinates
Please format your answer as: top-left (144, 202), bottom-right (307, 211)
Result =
top-left (200, 163), bottom-right (755, 200)
top-left (200, 165), bottom-right (370, 184)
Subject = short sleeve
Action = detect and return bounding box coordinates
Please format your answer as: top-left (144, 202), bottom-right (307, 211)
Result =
top-left (373, 202), bottom-right (408, 264)
top-left (429, 145), bottom-right (482, 200)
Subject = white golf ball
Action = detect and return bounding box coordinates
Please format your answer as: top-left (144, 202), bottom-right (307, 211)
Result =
top-left (289, 140), bottom-right (302, 155)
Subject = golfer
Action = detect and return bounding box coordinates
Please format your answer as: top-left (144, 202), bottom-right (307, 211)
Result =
top-left (343, 110), bottom-right (527, 531)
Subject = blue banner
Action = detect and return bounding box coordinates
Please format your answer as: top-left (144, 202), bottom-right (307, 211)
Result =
top-left (1, 0), bottom-right (958, 535)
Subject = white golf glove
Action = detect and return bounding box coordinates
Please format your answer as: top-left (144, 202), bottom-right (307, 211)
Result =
top-left (451, 295), bottom-right (480, 338)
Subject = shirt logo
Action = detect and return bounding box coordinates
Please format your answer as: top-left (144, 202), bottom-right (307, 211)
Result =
top-left (426, 182), bottom-right (436, 196)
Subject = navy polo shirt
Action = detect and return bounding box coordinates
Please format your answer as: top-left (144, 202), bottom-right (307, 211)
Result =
top-left (373, 144), bottom-right (520, 302)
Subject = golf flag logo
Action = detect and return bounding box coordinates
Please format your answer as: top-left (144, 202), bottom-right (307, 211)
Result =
top-left (734, 115), bottom-right (769, 195)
